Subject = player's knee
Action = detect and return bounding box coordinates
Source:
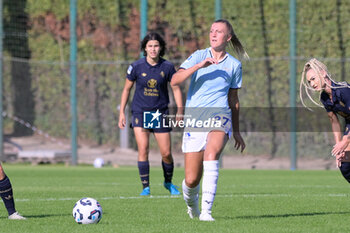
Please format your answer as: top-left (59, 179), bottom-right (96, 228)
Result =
top-left (339, 162), bottom-right (350, 183)
top-left (161, 151), bottom-right (172, 160)
top-left (204, 152), bottom-right (219, 161)
top-left (185, 177), bottom-right (200, 188)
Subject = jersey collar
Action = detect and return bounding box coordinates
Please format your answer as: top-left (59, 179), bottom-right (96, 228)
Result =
top-left (208, 47), bottom-right (228, 64)
top-left (144, 57), bottom-right (163, 68)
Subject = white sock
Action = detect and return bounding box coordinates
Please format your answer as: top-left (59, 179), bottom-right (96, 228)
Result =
top-left (201, 160), bottom-right (219, 213)
top-left (182, 179), bottom-right (199, 209)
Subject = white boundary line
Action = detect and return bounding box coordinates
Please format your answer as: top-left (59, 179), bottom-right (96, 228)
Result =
top-left (15, 193), bottom-right (349, 202)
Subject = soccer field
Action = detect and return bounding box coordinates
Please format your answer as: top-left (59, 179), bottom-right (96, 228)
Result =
top-left (0, 165), bottom-right (349, 233)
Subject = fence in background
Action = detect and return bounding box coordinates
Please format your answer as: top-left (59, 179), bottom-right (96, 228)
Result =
top-left (2, 0), bottom-right (350, 165)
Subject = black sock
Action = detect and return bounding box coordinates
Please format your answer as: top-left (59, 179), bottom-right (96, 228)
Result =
top-left (0, 176), bottom-right (16, 215)
top-left (162, 161), bottom-right (174, 183)
top-left (138, 161), bottom-right (150, 189)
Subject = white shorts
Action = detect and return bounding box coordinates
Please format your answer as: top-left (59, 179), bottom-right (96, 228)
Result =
top-left (182, 131), bottom-right (209, 153)
top-left (181, 114), bottom-right (232, 153)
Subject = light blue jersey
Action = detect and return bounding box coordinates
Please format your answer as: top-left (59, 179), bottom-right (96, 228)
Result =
top-left (180, 47), bottom-right (242, 124)
top-left (180, 47), bottom-right (242, 108)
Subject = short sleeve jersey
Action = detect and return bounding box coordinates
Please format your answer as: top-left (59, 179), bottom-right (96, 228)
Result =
top-left (179, 48), bottom-right (242, 119)
top-left (127, 57), bottom-right (176, 113)
top-left (320, 82), bottom-right (350, 135)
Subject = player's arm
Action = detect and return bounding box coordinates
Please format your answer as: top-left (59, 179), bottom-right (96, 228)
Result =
top-left (118, 79), bottom-right (134, 129)
top-left (333, 90), bottom-right (350, 155)
top-left (336, 129), bottom-right (350, 154)
top-left (327, 111), bottom-right (347, 166)
top-left (170, 83), bottom-right (184, 121)
top-left (228, 88), bottom-right (245, 152)
top-left (330, 111), bottom-right (350, 157)
top-left (328, 111), bottom-right (342, 144)
top-left (328, 111), bottom-right (349, 167)
top-left (171, 58), bottom-right (218, 85)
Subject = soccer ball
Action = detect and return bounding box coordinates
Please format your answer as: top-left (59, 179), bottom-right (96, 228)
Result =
top-left (72, 197), bottom-right (102, 224)
top-left (93, 158), bottom-right (105, 168)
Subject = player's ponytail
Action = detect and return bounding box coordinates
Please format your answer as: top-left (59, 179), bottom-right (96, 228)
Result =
top-left (215, 19), bottom-right (249, 61)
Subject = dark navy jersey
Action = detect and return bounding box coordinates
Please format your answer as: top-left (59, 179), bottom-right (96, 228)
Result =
top-left (126, 57), bottom-right (176, 113)
top-left (321, 82), bottom-right (350, 135)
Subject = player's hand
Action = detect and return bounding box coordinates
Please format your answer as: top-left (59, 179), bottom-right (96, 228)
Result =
top-left (332, 139), bottom-right (349, 157)
top-left (118, 113), bottom-right (126, 129)
top-left (197, 58), bottom-right (218, 69)
top-left (336, 152), bottom-right (345, 168)
top-left (233, 132), bottom-right (245, 153)
top-left (175, 110), bottom-right (184, 123)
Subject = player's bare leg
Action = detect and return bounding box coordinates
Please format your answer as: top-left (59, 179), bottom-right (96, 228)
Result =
top-left (183, 151), bottom-right (204, 218)
top-left (0, 164), bottom-right (5, 180)
top-left (200, 131), bottom-right (228, 221)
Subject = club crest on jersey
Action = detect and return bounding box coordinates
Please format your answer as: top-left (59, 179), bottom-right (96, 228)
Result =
top-left (147, 79), bottom-right (157, 88)
top-left (160, 71), bottom-right (165, 78)
top-left (142, 73), bottom-right (147, 77)
top-left (340, 101), bottom-right (345, 107)
top-left (135, 118), bottom-right (139, 125)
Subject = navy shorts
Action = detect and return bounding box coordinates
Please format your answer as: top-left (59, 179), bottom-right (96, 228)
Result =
top-left (131, 111), bottom-right (171, 133)
top-left (340, 161), bottom-right (350, 183)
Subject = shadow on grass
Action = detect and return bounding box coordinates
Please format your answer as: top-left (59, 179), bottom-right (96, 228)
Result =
top-left (0, 211), bottom-right (109, 220)
top-left (218, 211), bottom-right (350, 220)
top-left (0, 213), bottom-right (72, 219)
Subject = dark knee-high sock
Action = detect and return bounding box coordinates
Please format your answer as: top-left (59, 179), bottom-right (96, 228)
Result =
top-left (138, 161), bottom-right (150, 189)
top-left (162, 161), bottom-right (174, 183)
top-left (0, 176), bottom-right (16, 215)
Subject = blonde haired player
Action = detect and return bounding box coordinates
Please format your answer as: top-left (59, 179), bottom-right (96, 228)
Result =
top-left (171, 19), bottom-right (248, 221)
top-left (300, 58), bottom-right (350, 177)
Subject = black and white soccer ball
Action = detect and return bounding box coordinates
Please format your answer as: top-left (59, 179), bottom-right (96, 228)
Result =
top-left (72, 197), bottom-right (102, 224)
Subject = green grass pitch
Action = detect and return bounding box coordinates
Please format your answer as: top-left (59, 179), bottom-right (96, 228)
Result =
top-left (0, 164), bottom-right (349, 232)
